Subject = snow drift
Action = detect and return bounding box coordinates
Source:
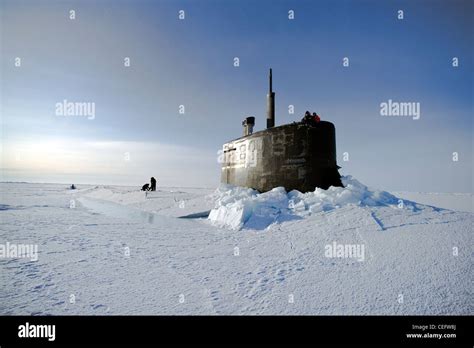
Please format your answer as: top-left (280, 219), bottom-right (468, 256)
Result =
top-left (208, 176), bottom-right (421, 230)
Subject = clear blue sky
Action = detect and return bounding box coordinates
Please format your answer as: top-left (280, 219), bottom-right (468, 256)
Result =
top-left (1, 0), bottom-right (472, 192)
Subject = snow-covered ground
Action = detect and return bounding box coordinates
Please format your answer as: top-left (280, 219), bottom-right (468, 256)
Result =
top-left (393, 191), bottom-right (472, 213)
top-left (0, 179), bottom-right (472, 315)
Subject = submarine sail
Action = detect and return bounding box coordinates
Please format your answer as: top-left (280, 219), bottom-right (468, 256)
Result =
top-left (220, 69), bottom-right (343, 192)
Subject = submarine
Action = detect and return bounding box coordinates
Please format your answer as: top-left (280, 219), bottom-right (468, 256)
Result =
top-left (220, 69), bottom-right (343, 193)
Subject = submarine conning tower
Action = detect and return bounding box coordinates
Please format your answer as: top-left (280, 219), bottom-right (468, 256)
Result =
top-left (221, 69), bottom-right (343, 193)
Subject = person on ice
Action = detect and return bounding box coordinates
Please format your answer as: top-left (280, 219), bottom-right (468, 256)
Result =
top-left (150, 177), bottom-right (157, 191)
top-left (141, 183), bottom-right (150, 191)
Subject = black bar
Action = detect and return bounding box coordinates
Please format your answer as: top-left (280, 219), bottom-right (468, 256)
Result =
top-left (0, 315), bottom-right (471, 346)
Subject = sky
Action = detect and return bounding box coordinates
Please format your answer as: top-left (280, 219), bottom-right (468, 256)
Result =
top-left (1, 0), bottom-right (472, 192)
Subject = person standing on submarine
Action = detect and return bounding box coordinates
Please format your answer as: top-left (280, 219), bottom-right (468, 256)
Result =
top-left (302, 111), bottom-right (312, 125)
top-left (150, 177), bottom-right (157, 191)
top-left (312, 112), bottom-right (321, 124)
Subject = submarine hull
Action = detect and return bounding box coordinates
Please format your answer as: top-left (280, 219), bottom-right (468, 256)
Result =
top-left (221, 121), bottom-right (343, 192)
